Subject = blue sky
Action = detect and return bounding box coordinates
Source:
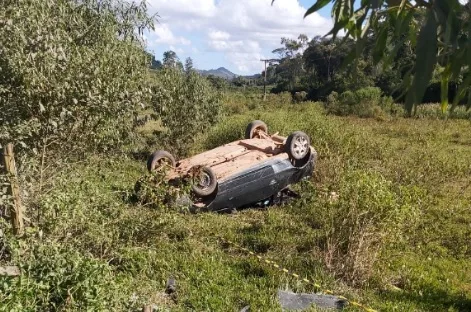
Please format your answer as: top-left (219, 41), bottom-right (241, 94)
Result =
top-left (143, 0), bottom-right (335, 75)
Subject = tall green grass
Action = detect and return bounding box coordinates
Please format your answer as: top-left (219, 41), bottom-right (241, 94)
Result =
top-left (1, 100), bottom-right (470, 311)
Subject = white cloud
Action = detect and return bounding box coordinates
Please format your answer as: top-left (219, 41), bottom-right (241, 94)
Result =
top-left (147, 0), bottom-right (216, 20)
top-left (206, 38), bottom-right (266, 72)
top-left (146, 0), bottom-right (333, 73)
top-left (153, 23), bottom-right (191, 46)
top-left (169, 45), bottom-right (185, 55)
top-left (208, 30), bottom-right (231, 41)
top-left (209, 0), bottom-right (332, 45)
top-left (227, 51), bottom-right (266, 73)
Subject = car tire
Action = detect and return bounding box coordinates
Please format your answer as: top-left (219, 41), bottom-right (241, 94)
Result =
top-left (191, 166), bottom-right (217, 197)
top-left (285, 131), bottom-right (311, 160)
top-left (147, 150), bottom-right (176, 172)
top-left (245, 120), bottom-right (268, 139)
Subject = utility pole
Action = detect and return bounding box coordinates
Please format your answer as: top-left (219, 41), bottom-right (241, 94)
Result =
top-left (260, 59), bottom-right (269, 101)
top-left (260, 59), bottom-right (280, 101)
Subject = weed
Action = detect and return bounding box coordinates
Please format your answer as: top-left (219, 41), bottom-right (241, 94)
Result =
top-left (2, 101), bottom-right (470, 311)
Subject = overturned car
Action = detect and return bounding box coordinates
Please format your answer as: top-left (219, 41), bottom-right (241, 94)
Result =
top-left (144, 120), bottom-right (317, 212)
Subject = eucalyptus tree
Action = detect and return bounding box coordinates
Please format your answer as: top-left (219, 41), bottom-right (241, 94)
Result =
top-left (0, 0), bottom-right (156, 188)
top-left (273, 0), bottom-right (471, 114)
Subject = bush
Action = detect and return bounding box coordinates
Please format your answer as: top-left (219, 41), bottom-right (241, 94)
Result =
top-left (301, 170), bottom-right (419, 286)
top-left (390, 103), bottom-right (406, 117)
top-left (134, 170), bottom-right (192, 211)
top-left (219, 91), bottom-right (294, 116)
top-left (221, 92), bottom-right (249, 115)
top-left (414, 103), bottom-right (471, 120)
top-left (151, 69), bottom-right (222, 156)
top-left (265, 92), bottom-right (293, 107)
top-left (293, 91), bottom-right (308, 103)
top-left (0, 0), bottom-right (154, 191)
top-left (198, 116), bottom-right (250, 151)
top-left (325, 87), bottom-right (390, 119)
top-left (1, 241), bottom-right (139, 312)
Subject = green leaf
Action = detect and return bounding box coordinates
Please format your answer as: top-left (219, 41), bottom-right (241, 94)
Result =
top-left (359, 8), bottom-right (371, 38)
top-left (435, 0), bottom-right (460, 47)
top-left (449, 50), bottom-right (465, 81)
top-left (394, 68), bottom-right (413, 101)
top-left (304, 0), bottom-right (332, 18)
top-left (333, 0), bottom-right (343, 21)
top-left (405, 10), bottom-right (438, 115)
top-left (395, 8), bottom-right (414, 38)
top-left (325, 18), bottom-right (350, 39)
top-left (452, 73), bottom-right (471, 110)
top-left (373, 27), bottom-right (388, 64)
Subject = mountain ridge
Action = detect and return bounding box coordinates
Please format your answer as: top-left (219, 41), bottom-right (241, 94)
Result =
top-left (197, 67), bottom-right (259, 80)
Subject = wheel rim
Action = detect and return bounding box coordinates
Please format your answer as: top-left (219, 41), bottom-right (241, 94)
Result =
top-left (196, 171), bottom-right (211, 190)
top-left (292, 136), bottom-right (309, 158)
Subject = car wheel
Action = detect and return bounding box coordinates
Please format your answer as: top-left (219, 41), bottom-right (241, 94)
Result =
top-left (245, 120), bottom-right (268, 139)
top-left (191, 166), bottom-right (217, 197)
top-left (147, 150), bottom-right (176, 172)
top-left (285, 131), bottom-right (311, 160)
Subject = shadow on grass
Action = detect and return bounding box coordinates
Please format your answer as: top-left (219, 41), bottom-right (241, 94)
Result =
top-left (129, 150), bottom-right (149, 161)
top-left (232, 259), bottom-right (269, 279)
top-left (110, 185), bottom-right (140, 205)
top-left (379, 282), bottom-right (471, 312)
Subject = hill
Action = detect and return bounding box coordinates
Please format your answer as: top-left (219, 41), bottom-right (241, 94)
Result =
top-left (197, 67), bottom-right (260, 80)
top-left (197, 67), bottom-right (237, 80)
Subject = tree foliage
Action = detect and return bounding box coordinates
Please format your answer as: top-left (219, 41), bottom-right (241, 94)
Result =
top-left (151, 68), bottom-right (222, 156)
top-left (268, 35), bottom-right (379, 99)
top-left (273, 0), bottom-right (471, 115)
top-left (0, 0), bottom-right (155, 187)
top-left (163, 50), bottom-right (183, 70)
top-left (184, 57), bottom-right (194, 74)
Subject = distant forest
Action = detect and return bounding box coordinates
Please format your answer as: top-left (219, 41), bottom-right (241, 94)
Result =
top-left (260, 34), bottom-right (466, 104)
top-left (149, 32), bottom-right (465, 105)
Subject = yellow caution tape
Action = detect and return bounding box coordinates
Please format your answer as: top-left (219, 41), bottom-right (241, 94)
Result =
top-left (214, 234), bottom-right (377, 312)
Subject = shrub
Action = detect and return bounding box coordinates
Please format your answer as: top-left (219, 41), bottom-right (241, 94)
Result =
top-left (415, 103), bottom-right (471, 120)
top-left (0, 0), bottom-right (154, 191)
top-left (151, 69), bottom-right (222, 156)
top-left (293, 91), bottom-right (308, 103)
top-left (1, 241), bottom-right (139, 312)
top-left (265, 92), bottom-right (293, 107)
top-left (191, 115), bottom-right (250, 153)
top-left (300, 170), bottom-right (419, 286)
top-left (221, 92), bottom-right (249, 115)
top-left (325, 87), bottom-right (390, 119)
top-left (390, 103), bottom-right (406, 117)
top-left (224, 101), bottom-right (248, 115)
top-left (134, 169), bottom-right (192, 211)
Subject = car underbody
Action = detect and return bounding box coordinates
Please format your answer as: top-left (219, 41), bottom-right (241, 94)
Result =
top-left (143, 120), bottom-right (317, 212)
top-left (195, 151), bottom-right (315, 212)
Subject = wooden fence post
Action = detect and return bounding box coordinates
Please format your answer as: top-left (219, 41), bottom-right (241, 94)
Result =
top-left (1, 143), bottom-right (24, 235)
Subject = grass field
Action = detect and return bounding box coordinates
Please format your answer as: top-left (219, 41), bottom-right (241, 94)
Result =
top-left (1, 102), bottom-right (470, 311)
